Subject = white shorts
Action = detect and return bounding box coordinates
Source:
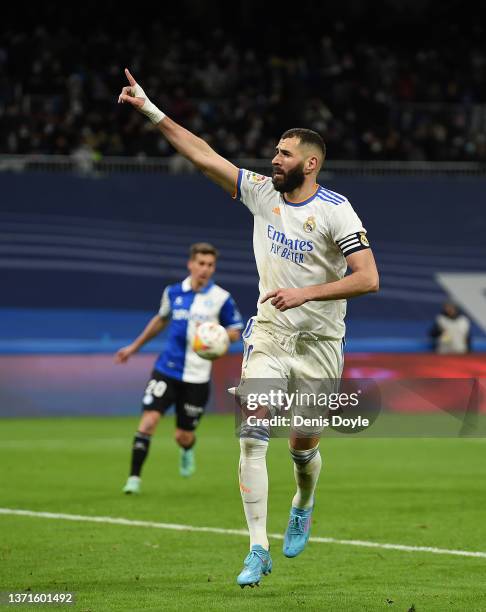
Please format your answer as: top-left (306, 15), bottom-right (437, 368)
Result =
top-left (238, 318), bottom-right (345, 437)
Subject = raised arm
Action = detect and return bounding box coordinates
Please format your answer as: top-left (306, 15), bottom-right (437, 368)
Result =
top-left (118, 68), bottom-right (239, 195)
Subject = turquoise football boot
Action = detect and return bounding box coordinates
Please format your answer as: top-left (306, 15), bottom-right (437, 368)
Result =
top-left (236, 545), bottom-right (272, 588)
top-left (283, 505), bottom-right (314, 557)
top-left (180, 448), bottom-right (196, 477)
top-left (122, 476), bottom-right (141, 494)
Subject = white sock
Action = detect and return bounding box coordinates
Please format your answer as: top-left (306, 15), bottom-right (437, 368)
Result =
top-left (239, 437), bottom-right (269, 550)
top-left (290, 444), bottom-right (322, 510)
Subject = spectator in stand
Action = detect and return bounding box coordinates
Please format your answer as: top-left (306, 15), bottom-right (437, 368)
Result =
top-left (1, 2), bottom-right (485, 162)
top-left (430, 301), bottom-right (472, 354)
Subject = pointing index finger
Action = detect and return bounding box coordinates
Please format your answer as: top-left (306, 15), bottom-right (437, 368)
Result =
top-left (125, 68), bottom-right (136, 86)
top-left (260, 290), bottom-right (277, 304)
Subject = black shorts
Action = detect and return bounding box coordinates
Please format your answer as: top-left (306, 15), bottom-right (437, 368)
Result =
top-left (141, 370), bottom-right (210, 432)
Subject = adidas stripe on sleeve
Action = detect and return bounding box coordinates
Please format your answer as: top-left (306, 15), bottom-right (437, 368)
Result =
top-left (336, 231), bottom-right (370, 256)
top-left (326, 197), bottom-right (370, 257)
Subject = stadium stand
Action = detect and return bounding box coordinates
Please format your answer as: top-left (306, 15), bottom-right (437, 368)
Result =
top-left (1, 0), bottom-right (485, 162)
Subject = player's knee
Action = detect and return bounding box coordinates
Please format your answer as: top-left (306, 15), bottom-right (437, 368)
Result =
top-left (139, 411), bottom-right (160, 435)
top-left (175, 429), bottom-right (194, 447)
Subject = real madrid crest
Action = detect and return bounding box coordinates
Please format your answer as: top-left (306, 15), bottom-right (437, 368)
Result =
top-left (359, 232), bottom-right (369, 247)
top-left (303, 216), bottom-right (316, 233)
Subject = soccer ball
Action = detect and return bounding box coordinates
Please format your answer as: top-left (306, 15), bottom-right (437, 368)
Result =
top-left (193, 321), bottom-right (230, 360)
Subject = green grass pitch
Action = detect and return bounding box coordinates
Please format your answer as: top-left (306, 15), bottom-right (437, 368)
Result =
top-left (1, 415), bottom-right (485, 611)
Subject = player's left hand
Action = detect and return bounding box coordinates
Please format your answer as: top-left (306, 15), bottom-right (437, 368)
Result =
top-left (260, 288), bottom-right (307, 311)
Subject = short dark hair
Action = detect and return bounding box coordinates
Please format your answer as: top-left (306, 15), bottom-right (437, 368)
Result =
top-left (280, 128), bottom-right (326, 160)
top-left (189, 242), bottom-right (219, 260)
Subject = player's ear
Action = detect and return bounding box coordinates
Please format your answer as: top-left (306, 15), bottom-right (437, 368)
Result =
top-left (305, 155), bottom-right (318, 175)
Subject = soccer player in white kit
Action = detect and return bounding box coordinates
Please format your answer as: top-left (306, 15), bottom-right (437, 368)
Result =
top-left (118, 69), bottom-right (380, 587)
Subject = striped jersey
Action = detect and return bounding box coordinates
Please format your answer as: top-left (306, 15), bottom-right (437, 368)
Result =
top-left (234, 169), bottom-right (370, 338)
top-left (155, 277), bottom-right (243, 383)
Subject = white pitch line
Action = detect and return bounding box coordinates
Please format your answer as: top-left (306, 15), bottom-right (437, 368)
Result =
top-left (1, 507), bottom-right (485, 559)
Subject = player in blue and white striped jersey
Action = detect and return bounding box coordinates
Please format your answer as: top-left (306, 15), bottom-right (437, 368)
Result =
top-left (118, 70), bottom-right (379, 587)
top-left (115, 242), bottom-right (242, 492)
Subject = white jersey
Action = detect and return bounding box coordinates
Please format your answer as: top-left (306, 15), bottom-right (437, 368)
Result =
top-left (234, 169), bottom-right (370, 339)
top-left (435, 314), bottom-right (470, 354)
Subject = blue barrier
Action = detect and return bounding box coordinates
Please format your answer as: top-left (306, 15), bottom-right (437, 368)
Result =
top-left (1, 172), bottom-right (486, 347)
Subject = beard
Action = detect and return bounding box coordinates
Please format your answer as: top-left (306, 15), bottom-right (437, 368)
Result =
top-left (272, 163), bottom-right (306, 193)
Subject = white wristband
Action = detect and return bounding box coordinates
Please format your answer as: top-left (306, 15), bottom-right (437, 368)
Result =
top-left (141, 99), bottom-right (166, 125)
top-left (132, 82), bottom-right (166, 125)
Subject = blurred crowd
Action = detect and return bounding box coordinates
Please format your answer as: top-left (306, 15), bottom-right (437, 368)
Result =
top-left (1, 1), bottom-right (486, 162)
